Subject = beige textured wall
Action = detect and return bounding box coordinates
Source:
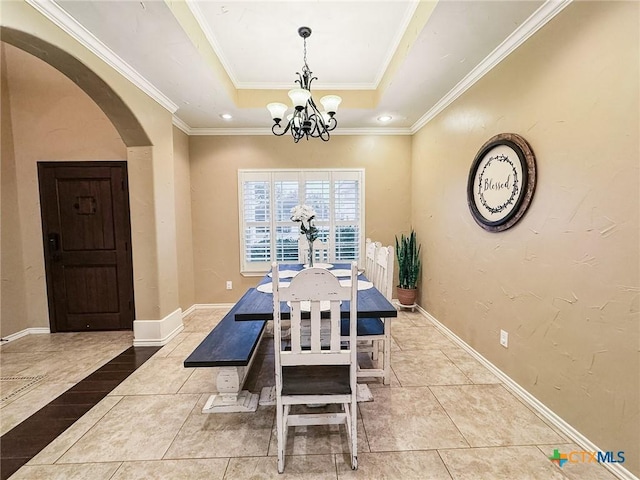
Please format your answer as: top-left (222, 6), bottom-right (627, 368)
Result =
top-left (189, 135), bottom-right (411, 303)
top-left (173, 126), bottom-right (195, 310)
top-left (1, 43), bottom-right (28, 337)
top-left (411, 1), bottom-right (639, 473)
top-left (2, 0), bottom-right (181, 322)
top-left (0, 43), bottom-right (126, 336)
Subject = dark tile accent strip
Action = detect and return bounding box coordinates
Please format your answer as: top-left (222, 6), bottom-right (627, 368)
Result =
top-left (0, 346), bottom-right (160, 480)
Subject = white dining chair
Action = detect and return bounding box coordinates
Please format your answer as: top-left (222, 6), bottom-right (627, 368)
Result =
top-left (346, 242), bottom-right (394, 385)
top-left (298, 234), bottom-right (329, 264)
top-left (364, 238), bottom-right (378, 277)
top-left (272, 262), bottom-right (358, 473)
top-left (372, 245), bottom-right (394, 301)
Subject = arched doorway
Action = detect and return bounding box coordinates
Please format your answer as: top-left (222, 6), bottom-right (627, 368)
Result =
top-left (1, 27), bottom-right (149, 333)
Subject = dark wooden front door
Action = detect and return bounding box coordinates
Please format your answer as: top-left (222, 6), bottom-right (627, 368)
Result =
top-left (38, 162), bottom-right (134, 332)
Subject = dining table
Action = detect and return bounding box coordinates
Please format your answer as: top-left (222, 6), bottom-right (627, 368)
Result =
top-left (234, 262), bottom-right (397, 404)
top-left (233, 262), bottom-right (398, 321)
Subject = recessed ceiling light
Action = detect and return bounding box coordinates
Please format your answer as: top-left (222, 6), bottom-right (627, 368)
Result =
top-left (220, 113), bottom-right (233, 120)
top-left (377, 115), bottom-right (392, 122)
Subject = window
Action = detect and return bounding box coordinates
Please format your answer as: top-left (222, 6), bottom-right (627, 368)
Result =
top-left (238, 169), bottom-right (364, 273)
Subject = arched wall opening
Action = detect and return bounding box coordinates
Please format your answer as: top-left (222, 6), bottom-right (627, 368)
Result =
top-left (1, 27), bottom-right (150, 147)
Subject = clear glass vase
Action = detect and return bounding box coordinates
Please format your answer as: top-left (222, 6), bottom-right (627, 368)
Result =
top-left (307, 238), bottom-right (314, 267)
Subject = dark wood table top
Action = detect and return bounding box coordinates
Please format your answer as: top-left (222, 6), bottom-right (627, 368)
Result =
top-left (234, 263), bottom-right (398, 321)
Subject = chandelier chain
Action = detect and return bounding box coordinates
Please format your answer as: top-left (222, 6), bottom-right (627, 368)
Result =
top-left (303, 37), bottom-right (307, 68)
top-left (302, 37), bottom-right (310, 75)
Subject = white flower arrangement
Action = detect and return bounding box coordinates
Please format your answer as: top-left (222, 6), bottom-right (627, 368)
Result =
top-left (290, 204), bottom-right (318, 242)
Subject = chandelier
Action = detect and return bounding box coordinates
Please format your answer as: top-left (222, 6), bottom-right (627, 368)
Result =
top-left (267, 27), bottom-right (342, 142)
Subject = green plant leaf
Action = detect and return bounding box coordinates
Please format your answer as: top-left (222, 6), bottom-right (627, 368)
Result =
top-left (395, 229), bottom-right (421, 289)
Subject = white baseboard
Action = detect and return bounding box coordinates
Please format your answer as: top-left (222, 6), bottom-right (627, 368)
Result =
top-left (2, 308), bottom-right (189, 349)
top-left (189, 303), bottom-right (236, 310)
top-left (182, 304), bottom-right (197, 317)
top-left (181, 304), bottom-right (235, 319)
top-left (1, 327), bottom-right (50, 344)
top-left (133, 308), bottom-right (184, 347)
top-left (416, 305), bottom-right (638, 480)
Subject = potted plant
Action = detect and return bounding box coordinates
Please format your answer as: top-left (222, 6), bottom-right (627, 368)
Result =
top-left (395, 230), bottom-right (421, 307)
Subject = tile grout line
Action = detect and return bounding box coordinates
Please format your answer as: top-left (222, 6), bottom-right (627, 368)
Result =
top-left (0, 346), bottom-right (161, 480)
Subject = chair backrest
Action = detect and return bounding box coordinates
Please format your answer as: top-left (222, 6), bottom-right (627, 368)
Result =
top-left (372, 245), bottom-right (394, 301)
top-left (364, 238), bottom-right (379, 277)
top-left (272, 262), bottom-right (358, 367)
top-left (298, 234), bottom-right (329, 264)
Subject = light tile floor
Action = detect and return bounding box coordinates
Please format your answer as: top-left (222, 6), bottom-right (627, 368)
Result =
top-left (1, 309), bottom-right (621, 479)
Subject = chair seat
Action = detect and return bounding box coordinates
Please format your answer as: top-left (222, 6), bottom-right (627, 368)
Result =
top-left (341, 317), bottom-right (385, 337)
top-left (282, 365), bottom-right (351, 395)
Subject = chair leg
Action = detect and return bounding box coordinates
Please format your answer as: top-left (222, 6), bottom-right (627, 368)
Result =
top-left (383, 319), bottom-right (391, 385)
top-left (350, 399), bottom-right (358, 469)
top-left (283, 404), bottom-right (290, 453)
top-left (277, 399), bottom-right (285, 473)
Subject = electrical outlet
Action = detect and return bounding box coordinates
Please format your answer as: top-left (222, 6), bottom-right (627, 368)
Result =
top-left (500, 329), bottom-right (509, 348)
top-left (226, 281), bottom-right (232, 290)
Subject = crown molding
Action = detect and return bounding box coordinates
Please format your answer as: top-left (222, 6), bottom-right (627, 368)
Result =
top-left (185, 0), bottom-right (240, 87)
top-left (25, 0), bottom-right (179, 114)
top-left (236, 82), bottom-right (378, 91)
top-left (172, 116), bottom-right (191, 135)
top-left (333, 127), bottom-right (412, 136)
top-left (373, 0), bottom-right (421, 88)
top-left (185, 126), bottom-right (411, 136)
top-left (188, 127), bottom-right (271, 136)
top-left (410, 0), bottom-right (573, 134)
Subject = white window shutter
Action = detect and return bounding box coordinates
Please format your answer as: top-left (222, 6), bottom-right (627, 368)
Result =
top-left (239, 169), bottom-right (364, 273)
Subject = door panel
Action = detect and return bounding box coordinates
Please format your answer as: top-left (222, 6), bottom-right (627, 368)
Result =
top-left (63, 265), bottom-right (119, 313)
top-left (38, 162), bottom-right (134, 332)
top-left (57, 178), bottom-right (116, 251)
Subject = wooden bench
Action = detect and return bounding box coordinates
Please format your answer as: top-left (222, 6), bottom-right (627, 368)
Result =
top-left (184, 289), bottom-right (267, 413)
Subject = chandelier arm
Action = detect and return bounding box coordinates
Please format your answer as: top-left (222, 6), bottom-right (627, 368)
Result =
top-left (305, 114), bottom-right (321, 138)
top-left (304, 75), bottom-right (317, 90)
top-left (307, 98), bottom-right (326, 129)
top-left (325, 116), bottom-right (337, 132)
top-left (307, 96), bottom-right (321, 114)
top-left (305, 114), bottom-right (329, 141)
top-left (305, 99), bottom-right (332, 137)
top-left (272, 122), bottom-right (291, 137)
top-left (312, 115), bottom-right (331, 141)
top-left (289, 113), bottom-right (304, 142)
top-left (292, 108), bottom-right (305, 136)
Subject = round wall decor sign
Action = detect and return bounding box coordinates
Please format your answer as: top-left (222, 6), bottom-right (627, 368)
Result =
top-left (467, 133), bottom-right (536, 232)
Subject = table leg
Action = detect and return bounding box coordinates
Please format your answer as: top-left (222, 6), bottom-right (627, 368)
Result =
top-left (202, 366), bottom-right (259, 413)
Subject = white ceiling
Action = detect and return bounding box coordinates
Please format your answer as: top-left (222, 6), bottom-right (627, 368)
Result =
top-left (31, 0), bottom-right (571, 135)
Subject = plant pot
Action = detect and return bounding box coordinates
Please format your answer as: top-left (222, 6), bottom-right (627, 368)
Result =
top-left (397, 287), bottom-right (417, 307)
